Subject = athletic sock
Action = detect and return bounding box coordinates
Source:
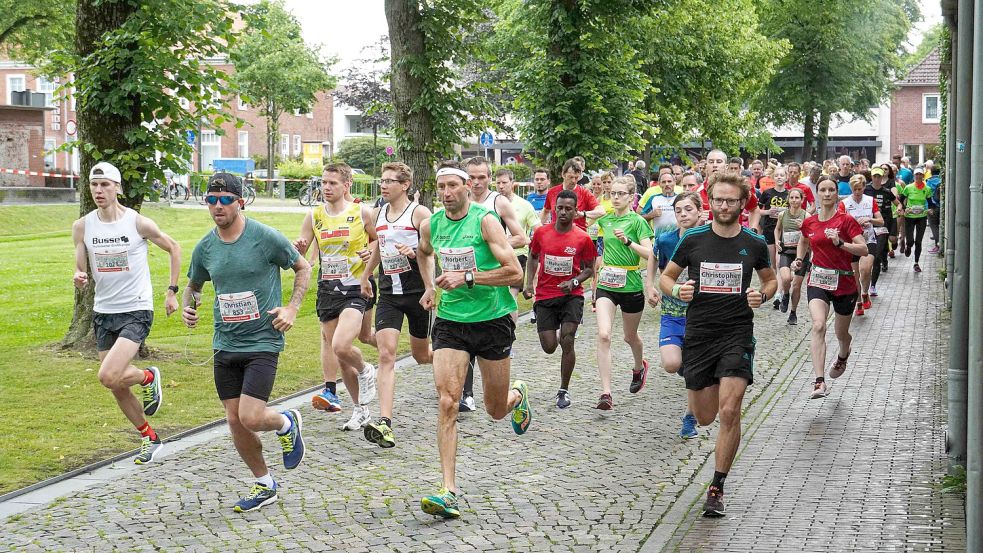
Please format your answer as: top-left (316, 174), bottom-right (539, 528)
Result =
top-left (325, 381), bottom-right (337, 395)
top-left (711, 471), bottom-right (727, 492)
top-left (137, 422), bottom-right (158, 441)
top-left (256, 473), bottom-right (275, 488)
top-left (380, 417), bottom-right (392, 427)
top-left (276, 414), bottom-right (292, 435)
top-left (141, 370), bottom-right (155, 386)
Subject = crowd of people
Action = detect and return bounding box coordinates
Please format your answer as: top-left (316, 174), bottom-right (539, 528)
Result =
top-left (71, 149), bottom-right (939, 520)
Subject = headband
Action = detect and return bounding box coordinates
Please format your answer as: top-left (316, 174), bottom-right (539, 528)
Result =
top-left (435, 167), bottom-right (470, 181)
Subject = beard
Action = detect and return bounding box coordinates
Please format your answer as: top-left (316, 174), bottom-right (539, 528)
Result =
top-left (712, 209), bottom-right (740, 225)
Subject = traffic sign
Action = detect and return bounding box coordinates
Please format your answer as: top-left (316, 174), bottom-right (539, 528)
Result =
top-left (479, 132), bottom-right (494, 148)
top-left (185, 130), bottom-right (196, 145)
top-left (65, 120), bottom-right (77, 136)
top-left (385, 146), bottom-right (395, 156)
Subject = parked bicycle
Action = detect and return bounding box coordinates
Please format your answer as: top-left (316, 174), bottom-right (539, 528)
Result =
top-left (298, 176), bottom-right (323, 206)
top-left (150, 172), bottom-right (189, 202)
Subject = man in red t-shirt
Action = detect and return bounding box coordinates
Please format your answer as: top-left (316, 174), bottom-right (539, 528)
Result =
top-left (524, 189), bottom-right (596, 409)
top-left (696, 149), bottom-right (761, 232)
top-left (540, 158), bottom-right (606, 230)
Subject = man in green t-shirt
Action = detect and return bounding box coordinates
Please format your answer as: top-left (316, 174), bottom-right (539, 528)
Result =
top-left (182, 173), bottom-right (312, 513)
top-left (415, 160), bottom-right (533, 519)
top-left (898, 166), bottom-right (933, 272)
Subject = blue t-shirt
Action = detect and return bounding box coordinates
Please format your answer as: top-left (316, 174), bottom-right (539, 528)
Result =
top-left (526, 192), bottom-right (547, 211)
top-left (654, 230), bottom-right (688, 317)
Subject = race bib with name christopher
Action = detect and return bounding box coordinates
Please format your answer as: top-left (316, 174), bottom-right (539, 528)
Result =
top-left (544, 254), bottom-right (574, 277)
top-left (699, 262), bottom-right (742, 294)
top-left (218, 291), bottom-right (261, 323)
top-left (94, 251), bottom-right (130, 273)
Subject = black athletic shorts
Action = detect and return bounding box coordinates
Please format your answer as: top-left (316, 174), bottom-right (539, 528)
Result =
top-left (886, 218), bottom-right (898, 236)
top-left (317, 291), bottom-right (369, 322)
top-left (682, 331), bottom-right (755, 391)
top-left (375, 292), bottom-right (431, 338)
top-left (93, 310), bottom-right (153, 351)
top-left (594, 288), bottom-right (645, 314)
top-left (534, 295), bottom-right (585, 332)
top-left (807, 287), bottom-right (858, 316)
top-left (511, 255), bottom-right (527, 290)
top-left (432, 314), bottom-right (515, 361)
top-left (778, 252), bottom-right (811, 277)
top-left (213, 350), bottom-right (279, 402)
top-left (763, 228), bottom-right (776, 245)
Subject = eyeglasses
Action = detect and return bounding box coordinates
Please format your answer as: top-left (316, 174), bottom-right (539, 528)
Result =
top-left (205, 195), bottom-right (238, 206)
top-left (710, 198), bottom-right (742, 207)
top-left (609, 191), bottom-right (632, 198)
top-left (379, 178), bottom-right (407, 185)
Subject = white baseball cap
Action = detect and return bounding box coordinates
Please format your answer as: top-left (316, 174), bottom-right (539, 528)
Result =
top-left (89, 162), bottom-right (122, 183)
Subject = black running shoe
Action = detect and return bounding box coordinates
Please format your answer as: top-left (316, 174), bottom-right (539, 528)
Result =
top-left (702, 486), bottom-right (725, 517)
top-left (772, 298), bottom-right (780, 310)
top-left (787, 311), bottom-right (798, 325)
top-left (780, 294), bottom-right (790, 313)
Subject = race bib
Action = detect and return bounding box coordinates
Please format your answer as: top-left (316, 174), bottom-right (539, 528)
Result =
top-left (544, 254), bottom-right (574, 277)
top-left (439, 247), bottom-right (477, 272)
top-left (598, 266), bottom-right (627, 288)
top-left (863, 227), bottom-right (877, 244)
top-left (93, 251), bottom-right (130, 273)
top-left (218, 292), bottom-right (261, 323)
top-left (320, 254), bottom-right (351, 280)
top-left (909, 205), bottom-right (925, 215)
top-left (782, 231), bottom-right (801, 246)
top-left (699, 262), bottom-right (742, 294)
top-left (810, 266), bottom-right (839, 291)
top-left (381, 253), bottom-right (411, 275)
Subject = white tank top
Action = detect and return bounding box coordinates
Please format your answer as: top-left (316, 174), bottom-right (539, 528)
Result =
top-left (375, 201), bottom-right (424, 295)
top-left (84, 208), bottom-right (154, 313)
top-left (840, 195), bottom-right (877, 244)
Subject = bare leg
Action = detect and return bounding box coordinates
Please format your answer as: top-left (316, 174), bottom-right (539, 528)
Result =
top-left (714, 377), bottom-right (748, 473)
top-left (808, 298), bottom-right (831, 378)
top-left (476, 356), bottom-right (521, 420)
top-left (223, 396), bottom-right (285, 478)
top-left (688, 384), bottom-right (720, 426)
top-left (833, 312), bottom-right (853, 359)
top-left (558, 322), bottom-right (578, 390)
top-left (320, 319), bottom-right (340, 385)
top-left (97, 338), bottom-right (147, 428)
top-left (433, 348), bottom-right (469, 493)
top-left (595, 297), bottom-right (617, 395)
top-left (790, 275), bottom-right (804, 311)
top-left (375, 328), bottom-right (400, 419)
top-left (358, 306), bottom-right (377, 348)
top-left (332, 308), bottom-right (367, 404)
top-left (621, 309), bottom-right (645, 371)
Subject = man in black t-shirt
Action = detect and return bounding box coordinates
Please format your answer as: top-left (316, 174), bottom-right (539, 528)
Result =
top-left (864, 166), bottom-right (899, 292)
top-left (660, 172), bottom-right (777, 519)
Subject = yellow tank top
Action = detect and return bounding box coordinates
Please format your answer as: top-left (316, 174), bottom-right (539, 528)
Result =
top-left (312, 202), bottom-right (368, 287)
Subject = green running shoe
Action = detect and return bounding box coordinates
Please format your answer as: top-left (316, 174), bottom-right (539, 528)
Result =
top-left (364, 418), bottom-right (396, 448)
top-left (141, 366), bottom-right (162, 417)
top-left (421, 487), bottom-right (460, 518)
top-left (134, 436), bottom-right (163, 465)
top-left (510, 380), bottom-right (531, 435)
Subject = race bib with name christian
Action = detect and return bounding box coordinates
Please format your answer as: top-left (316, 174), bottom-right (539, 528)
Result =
top-left (809, 266), bottom-right (839, 291)
top-left (699, 262), bottom-right (742, 294)
top-left (544, 254), bottom-right (574, 277)
top-left (782, 231), bottom-right (801, 246)
top-left (598, 266), bottom-right (627, 288)
top-left (381, 253), bottom-right (411, 275)
top-left (94, 251), bottom-right (130, 272)
top-left (439, 247), bottom-right (477, 272)
top-left (218, 292), bottom-right (261, 323)
top-left (320, 254), bottom-right (351, 280)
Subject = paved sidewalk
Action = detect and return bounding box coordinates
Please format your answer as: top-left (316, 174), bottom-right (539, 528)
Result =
top-left (0, 245), bottom-right (964, 551)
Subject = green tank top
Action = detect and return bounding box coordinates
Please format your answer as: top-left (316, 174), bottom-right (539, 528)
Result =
top-left (430, 202), bottom-right (517, 323)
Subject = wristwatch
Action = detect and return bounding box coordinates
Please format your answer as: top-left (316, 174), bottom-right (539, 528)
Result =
top-left (624, 237), bottom-right (633, 246)
top-left (572, 278), bottom-right (580, 287)
top-left (167, 285), bottom-right (179, 294)
top-left (464, 270), bottom-right (475, 289)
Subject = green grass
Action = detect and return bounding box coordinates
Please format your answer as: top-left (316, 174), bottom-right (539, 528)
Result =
top-left (0, 204), bottom-right (419, 495)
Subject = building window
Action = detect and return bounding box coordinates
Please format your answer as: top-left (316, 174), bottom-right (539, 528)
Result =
top-left (201, 130), bottom-right (221, 170)
top-left (346, 114), bottom-right (372, 134)
top-left (70, 85), bottom-right (76, 112)
top-left (280, 133), bottom-right (289, 157)
top-left (237, 95), bottom-right (248, 110)
top-left (44, 138), bottom-right (56, 168)
top-left (237, 131), bottom-right (249, 159)
top-left (293, 135), bottom-right (302, 155)
top-left (37, 76), bottom-right (57, 107)
top-left (903, 144), bottom-right (923, 165)
top-left (923, 94), bottom-right (940, 124)
top-left (6, 74), bottom-right (25, 103)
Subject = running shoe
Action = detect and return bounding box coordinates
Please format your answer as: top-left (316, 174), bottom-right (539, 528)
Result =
top-left (133, 436), bottom-right (163, 465)
top-left (928, 245), bottom-right (940, 254)
top-left (787, 311), bottom-right (798, 325)
top-left (510, 380), bottom-right (532, 435)
top-left (459, 394), bottom-right (476, 412)
top-left (594, 393), bottom-right (613, 411)
top-left (357, 363), bottom-right (377, 405)
top-left (830, 355), bottom-right (849, 379)
top-left (904, 244), bottom-right (912, 257)
top-left (862, 294), bottom-right (872, 310)
top-left (555, 390), bottom-right (571, 409)
top-left (773, 298), bottom-right (780, 310)
top-left (780, 294), bottom-right (790, 313)
top-left (888, 250), bottom-right (895, 259)
top-left (341, 405), bottom-right (371, 431)
top-left (529, 316), bottom-right (537, 324)
top-left (629, 359), bottom-right (650, 394)
top-left (141, 366), bottom-right (163, 417)
top-left (234, 481), bottom-right (278, 513)
top-left (914, 263), bottom-right (922, 273)
top-left (870, 285), bottom-right (878, 297)
top-left (421, 487), bottom-right (460, 518)
top-left (810, 380), bottom-right (829, 399)
top-left (702, 486), bottom-right (725, 517)
top-left (312, 387), bottom-right (342, 412)
top-left (364, 418), bottom-right (396, 448)
top-left (679, 413), bottom-right (698, 439)
top-left (278, 409), bottom-right (305, 469)
top-left (854, 303), bottom-right (865, 317)
top-left (882, 263), bottom-right (889, 272)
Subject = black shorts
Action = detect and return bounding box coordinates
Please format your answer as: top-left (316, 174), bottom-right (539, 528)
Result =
top-left (317, 291), bottom-right (369, 322)
top-left (778, 252), bottom-right (811, 277)
top-left (807, 287), bottom-right (858, 316)
top-left (93, 310), bottom-right (153, 351)
top-left (594, 288), bottom-right (645, 314)
top-left (511, 255), bottom-right (527, 290)
top-left (534, 295), bottom-right (585, 332)
top-left (763, 228), bottom-right (776, 245)
top-left (375, 292), bottom-right (431, 339)
top-left (682, 332), bottom-right (755, 390)
top-left (886, 218), bottom-right (898, 236)
top-left (213, 350), bottom-right (279, 402)
top-left (432, 315), bottom-right (515, 361)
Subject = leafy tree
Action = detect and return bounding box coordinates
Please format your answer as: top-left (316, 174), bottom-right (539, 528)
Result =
top-left (0, 0), bottom-right (74, 64)
top-left (336, 136), bottom-right (398, 176)
top-left (232, 0), bottom-right (336, 182)
top-left (333, 37), bottom-right (394, 179)
top-left (904, 22), bottom-right (942, 70)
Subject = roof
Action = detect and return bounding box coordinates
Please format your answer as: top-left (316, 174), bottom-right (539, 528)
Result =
top-left (898, 47), bottom-right (941, 86)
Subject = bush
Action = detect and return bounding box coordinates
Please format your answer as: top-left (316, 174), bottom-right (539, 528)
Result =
top-left (492, 162), bottom-right (532, 183)
top-left (337, 136), bottom-right (397, 176)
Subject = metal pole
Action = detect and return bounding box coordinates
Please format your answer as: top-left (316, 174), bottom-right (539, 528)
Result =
top-left (944, 24), bottom-right (957, 302)
top-left (948, 0), bottom-right (972, 471)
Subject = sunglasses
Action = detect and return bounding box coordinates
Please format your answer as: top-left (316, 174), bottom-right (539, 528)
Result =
top-left (205, 195), bottom-right (238, 206)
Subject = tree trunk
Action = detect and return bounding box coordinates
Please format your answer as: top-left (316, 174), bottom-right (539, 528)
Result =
top-left (385, 0), bottom-right (436, 209)
top-left (266, 101), bottom-right (280, 195)
top-left (816, 110), bottom-right (831, 162)
top-left (64, 0), bottom-right (140, 350)
top-left (801, 109), bottom-right (815, 162)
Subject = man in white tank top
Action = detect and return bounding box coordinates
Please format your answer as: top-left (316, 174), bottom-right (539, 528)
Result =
top-left (71, 162), bottom-right (182, 465)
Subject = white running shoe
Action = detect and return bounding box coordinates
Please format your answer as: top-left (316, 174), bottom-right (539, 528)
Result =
top-left (341, 405), bottom-right (371, 431)
top-left (809, 380), bottom-right (829, 399)
top-left (357, 363), bottom-right (377, 405)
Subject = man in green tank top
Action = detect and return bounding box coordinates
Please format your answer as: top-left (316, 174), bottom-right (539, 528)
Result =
top-left (415, 160), bottom-right (533, 519)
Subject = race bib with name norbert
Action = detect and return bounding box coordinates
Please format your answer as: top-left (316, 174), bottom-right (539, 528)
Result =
top-left (320, 254), bottom-right (351, 280)
top-left (218, 291), bottom-right (261, 323)
top-left (809, 266), bottom-right (839, 291)
top-left (381, 253), bottom-right (411, 275)
top-left (598, 266), bottom-right (627, 288)
top-left (94, 251), bottom-right (130, 273)
top-left (699, 262), bottom-right (742, 294)
top-left (439, 247), bottom-right (477, 272)
top-left (544, 254), bottom-right (574, 277)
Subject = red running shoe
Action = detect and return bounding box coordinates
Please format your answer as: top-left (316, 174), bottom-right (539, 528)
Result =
top-left (854, 303), bottom-right (865, 317)
top-left (862, 294), bottom-right (872, 310)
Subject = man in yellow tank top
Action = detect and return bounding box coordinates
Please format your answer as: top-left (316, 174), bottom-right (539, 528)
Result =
top-left (295, 163), bottom-right (380, 431)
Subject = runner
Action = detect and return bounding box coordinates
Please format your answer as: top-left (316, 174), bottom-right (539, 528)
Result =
top-left (791, 176), bottom-right (868, 400)
top-left (495, 167), bottom-right (541, 321)
top-left (294, 163), bottom-right (379, 431)
top-left (695, 150), bottom-right (761, 233)
top-left (839, 174), bottom-right (883, 315)
top-left (898, 166), bottom-right (933, 273)
top-left (640, 171), bottom-right (679, 237)
top-left (526, 168), bottom-right (550, 212)
top-left (645, 191), bottom-right (703, 438)
top-left (540, 157), bottom-right (607, 229)
top-left (182, 172), bottom-right (310, 512)
top-left (775, 187), bottom-right (809, 324)
top-left (835, 155), bottom-right (854, 199)
top-left (658, 172), bottom-right (776, 517)
top-left (361, 162), bottom-right (433, 448)
top-left (863, 166), bottom-right (897, 297)
top-left (593, 176), bottom-right (654, 410)
top-left (72, 161), bottom-right (181, 465)
top-left (522, 189), bottom-right (596, 408)
top-left (759, 166), bottom-right (790, 308)
top-left (416, 161), bottom-right (531, 519)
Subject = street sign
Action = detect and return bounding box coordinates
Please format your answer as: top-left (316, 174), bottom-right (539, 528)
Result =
top-left (385, 146), bottom-right (395, 156)
top-left (185, 130), bottom-right (196, 145)
top-left (65, 120), bottom-right (77, 136)
top-left (479, 132), bottom-right (494, 148)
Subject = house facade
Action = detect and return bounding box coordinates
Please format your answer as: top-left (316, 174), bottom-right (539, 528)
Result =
top-left (890, 48), bottom-right (941, 165)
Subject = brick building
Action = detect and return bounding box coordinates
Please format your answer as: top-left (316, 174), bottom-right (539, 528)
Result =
top-left (890, 48), bottom-right (941, 165)
top-left (0, 58), bottom-right (334, 175)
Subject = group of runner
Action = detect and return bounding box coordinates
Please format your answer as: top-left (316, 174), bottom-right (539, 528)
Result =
top-left (73, 149), bottom-right (927, 520)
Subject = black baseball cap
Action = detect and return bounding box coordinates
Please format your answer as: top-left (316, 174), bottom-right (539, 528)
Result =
top-left (207, 173), bottom-right (243, 196)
